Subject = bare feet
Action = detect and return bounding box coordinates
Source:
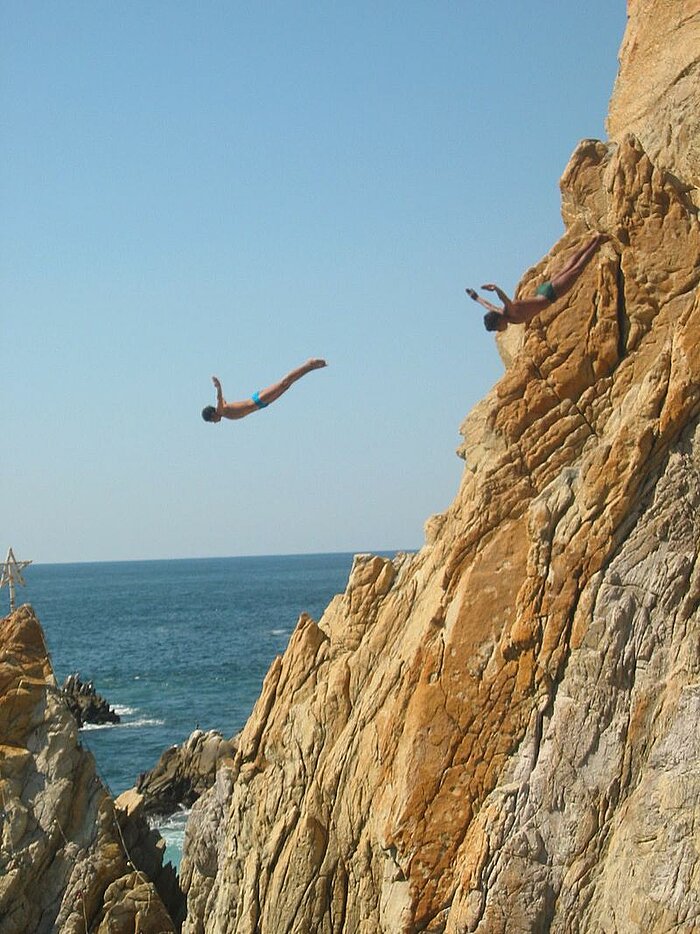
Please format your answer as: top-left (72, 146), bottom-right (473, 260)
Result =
top-left (306, 358), bottom-right (327, 370)
top-left (465, 288), bottom-right (479, 301)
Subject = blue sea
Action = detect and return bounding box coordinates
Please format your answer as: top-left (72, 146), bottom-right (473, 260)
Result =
top-left (24, 553), bottom-right (366, 867)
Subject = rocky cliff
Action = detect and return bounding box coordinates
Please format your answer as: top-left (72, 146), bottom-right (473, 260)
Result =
top-left (180, 2), bottom-right (700, 932)
top-left (0, 605), bottom-right (182, 933)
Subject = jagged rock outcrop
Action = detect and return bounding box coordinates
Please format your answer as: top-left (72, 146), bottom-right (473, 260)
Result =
top-left (180, 3), bottom-right (700, 932)
top-left (61, 672), bottom-right (121, 727)
top-left (120, 729), bottom-right (237, 818)
top-left (0, 605), bottom-right (182, 933)
top-left (606, 0), bottom-right (700, 205)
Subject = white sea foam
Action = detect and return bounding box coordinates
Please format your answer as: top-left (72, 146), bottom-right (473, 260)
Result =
top-left (154, 807), bottom-right (191, 836)
top-left (270, 629), bottom-right (290, 636)
top-left (113, 705), bottom-right (136, 716)
top-left (123, 717), bottom-right (165, 728)
top-left (153, 807), bottom-right (191, 868)
top-left (80, 716), bottom-right (165, 731)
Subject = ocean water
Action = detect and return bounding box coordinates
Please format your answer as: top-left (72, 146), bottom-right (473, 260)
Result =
top-left (24, 553), bottom-right (362, 866)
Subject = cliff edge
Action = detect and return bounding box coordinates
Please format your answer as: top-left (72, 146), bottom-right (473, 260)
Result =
top-left (180, 3), bottom-right (700, 932)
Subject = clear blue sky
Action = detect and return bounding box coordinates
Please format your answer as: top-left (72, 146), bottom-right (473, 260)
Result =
top-left (1, 1), bottom-right (627, 564)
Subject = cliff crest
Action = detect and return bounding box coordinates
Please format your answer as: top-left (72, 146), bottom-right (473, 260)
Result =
top-left (181, 2), bottom-right (700, 932)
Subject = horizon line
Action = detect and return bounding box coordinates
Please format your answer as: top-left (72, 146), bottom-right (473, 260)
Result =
top-left (25, 547), bottom-right (415, 568)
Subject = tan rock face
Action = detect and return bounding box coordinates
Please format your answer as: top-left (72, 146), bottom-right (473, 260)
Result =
top-left (607, 0), bottom-right (700, 202)
top-left (181, 5), bottom-right (700, 932)
top-left (0, 606), bottom-right (178, 934)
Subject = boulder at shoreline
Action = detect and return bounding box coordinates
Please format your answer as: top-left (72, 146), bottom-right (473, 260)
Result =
top-left (127, 728), bottom-right (238, 818)
top-left (61, 671), bottom-right (121, 727)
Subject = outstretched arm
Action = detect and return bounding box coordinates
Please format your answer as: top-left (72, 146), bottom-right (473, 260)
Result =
top-left (482, 283), bottom-right (521, 323)
top-left (466, 288), bottom-right (502, 315)
top-left (212, 376), bottom-right (225, 415)
top-left (481, 283), bottom-right (513, 307)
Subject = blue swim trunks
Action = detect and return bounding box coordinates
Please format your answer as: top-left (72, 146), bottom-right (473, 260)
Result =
top-left (251, 391), bottom-right (268, 409)
top-left (535, 281), bottom-right (557, 303)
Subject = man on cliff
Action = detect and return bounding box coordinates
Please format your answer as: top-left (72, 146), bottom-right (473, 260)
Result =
top-left (202, 358), bottom-right (327, 423)
top-left (466, 234), bottom-right (606, 332)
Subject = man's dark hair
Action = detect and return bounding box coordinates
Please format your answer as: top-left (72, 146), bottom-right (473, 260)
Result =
top-left (483, 311), bottom-right (503, 332)
top-left (202, 405), bottom-right (218, 422)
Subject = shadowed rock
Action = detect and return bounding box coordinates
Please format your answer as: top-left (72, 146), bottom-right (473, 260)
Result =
top-left (61, 672), bottom-right (121, 727)
top-left (121, 729), bottom-right (238, 819)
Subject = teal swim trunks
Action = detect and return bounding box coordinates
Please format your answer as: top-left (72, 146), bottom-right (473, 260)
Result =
top-left (251, 391), bottom-right (268, 409)
top-left (535, 281), bottom-right (557, 302)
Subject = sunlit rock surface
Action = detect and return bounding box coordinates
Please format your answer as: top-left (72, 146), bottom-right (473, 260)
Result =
top-left (606, 0), bottom-right (700, 206)
top-left (180, 3), bottom-right (699, 932)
